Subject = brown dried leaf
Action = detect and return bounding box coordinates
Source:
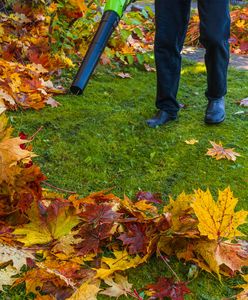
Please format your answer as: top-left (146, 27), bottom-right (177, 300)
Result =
top-left (100, 274), bottom-right (133, 298)
top-left (116, 72), bottom-right (132, 79)
top-left (239, 97), bottom-right (248, 107)
top-left (206, 141), bottom-right (241, 161)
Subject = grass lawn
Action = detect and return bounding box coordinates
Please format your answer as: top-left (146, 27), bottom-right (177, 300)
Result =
top-left (6, 59), bottom-right (248, 299)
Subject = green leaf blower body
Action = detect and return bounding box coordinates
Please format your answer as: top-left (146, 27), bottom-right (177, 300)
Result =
top-left (70, 0), bottom-right (134, 95)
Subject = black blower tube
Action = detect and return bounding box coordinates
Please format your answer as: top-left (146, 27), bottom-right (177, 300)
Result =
top-left (70, 10), bottom-right (120, 95)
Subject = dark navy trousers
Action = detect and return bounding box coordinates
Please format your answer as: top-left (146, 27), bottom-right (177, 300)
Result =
top-left (155, 0), bottom-right (230, 115)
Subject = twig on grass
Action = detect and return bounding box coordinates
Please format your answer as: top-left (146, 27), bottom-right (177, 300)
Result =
top-left (42, 181), bottom-right (77, 194)
top-left (157, 248), bottom-right (180, 282)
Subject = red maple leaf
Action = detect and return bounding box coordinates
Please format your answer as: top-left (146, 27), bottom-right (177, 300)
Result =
top-left (136, 191), bottom-right (162, 204)
top-left (75, 223), bottom-right (113, 255)
top-left (118, 223), bottom-right (148, 255)
top-left (17, 193), bottom-right (34, 213)
top-left (79, 203), bottom-right (122, 226)
top-left (146, 277), bottom-right (191, 300)
top-left (155, 215), bottom-right (171, 232)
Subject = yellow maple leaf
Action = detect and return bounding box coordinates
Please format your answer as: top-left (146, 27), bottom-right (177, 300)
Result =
top-left (191, 187), bottom-right (247, 240)
top-left (95, 250), bottom-right (144, 279)
top-left (68, 280), bottom-right (101, 300)
top-left (163, 192), bottom-right (196, 233)
top-left (0, 113), bottom-right (13, 139)
top-left (14, 203), bottom-right (80, 246)
top-left (13, 268), bottom-right (67, 295)
top-left (185, 139), bottom-right (199, 145)
top-left (134, 200), bottom-right (158, 217)
top-left (206, 141), bottom-right (241, 161)
top-left (0, 114), bottom-right (36, 184)
top-left (51, 231), bottom-right (82, 258)
top-left (176, 239), bottom-right (248, 278)
top-left (236, 20), bottom-right (246, 29)
top-left (194, 240), bottom-right (220, 277)
top-left (69, 0), bottom-right (87, 13)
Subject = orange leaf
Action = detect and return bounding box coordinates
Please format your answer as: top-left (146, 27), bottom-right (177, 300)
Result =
top-left (206, 141), bottom-right (241, 161)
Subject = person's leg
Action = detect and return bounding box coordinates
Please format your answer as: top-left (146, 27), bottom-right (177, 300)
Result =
top-left (198, 0), bottom-right (230, 123)
top-left (154, 0), bottom-right (191, 115)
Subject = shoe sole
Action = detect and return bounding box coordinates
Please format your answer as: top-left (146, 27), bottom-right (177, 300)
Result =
top-left (204, 115), bottom-right (225, 125)
top-left (146, 118), bottom-right (177, 128)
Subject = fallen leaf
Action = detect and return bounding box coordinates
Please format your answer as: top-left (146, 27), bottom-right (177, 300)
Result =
top-left (234, 110), bottom-right (245, 115)
top-left (179, 103), bottom-right (187, 109)
top-left (0, 89), bottom-right (16, 106)
top-left (134, 200), bottom-right (158, 215)
top-left (116, 72), bottom-right (132, 78)
top-left (239, 97), bottom-right (248, 107)
top-left (236, 97), bottom-right (248, 107)
top-left (13, 267), bottom-right (71, 295)
top-left (144, 64), bottom-right (156, 72)
top-left (95, 250), bottom-right (144, 279)
top-left (191, 187), bottom-right (248, 240)
top-left (79, 203), bottom-right (122, 226)
top-left (193, 240), bottom-right (222, 277)
top-left (0, 99), bottom-right (6, 114)
top-left (163, 192), bottom-right (196, 233)
top-left (0, 265), bottom-right (17, 290)
top-left (0, 114), bottom-right (36, 184)
top-left (69, 0), bottom-right (87, 14)
top-left (100, 274), bottom-right (133, 298)
top-left (146, 277), bottom-right (191, 300)
top-left (51, 232), bottom-right (82, 258)
top-left (136, 191), bottom-right (162, 204)
top-left (185, 139), bottom-right (199, 145)
top-left (68, 280), bottom-right (101, 300)
top-left (14, 202), bottom-right (80, 246)
top-left (206, 141), bottom-right (241, 161)
top-left (0, 243), bottom-right (34, 270)
top-left (45, 97), bottom-right (61, 108)
top-left (75, 223), bottom-right (113, 255)
top-left (118, 223), bottom-right (149, 254)
top-left (215, 241), bottom-right (248, 273)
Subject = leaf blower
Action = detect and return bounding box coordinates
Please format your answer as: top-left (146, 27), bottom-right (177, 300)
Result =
top-left (70, 0), bottom-right (135, 95)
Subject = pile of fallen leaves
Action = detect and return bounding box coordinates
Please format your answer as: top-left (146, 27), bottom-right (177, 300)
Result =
top-left (0, 0), bottom-right (154, 111)
top-left (0, 59), bottom-right (64, 112)
top-left (185, 7), bottom-right (248, 54)
top-left (0, 113), bottom-right (248, 299)
top-left (0, 0), bottom-right (81, 111)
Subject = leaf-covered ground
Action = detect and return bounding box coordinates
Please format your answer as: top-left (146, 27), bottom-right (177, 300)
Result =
top-left (5, 59), bottom-right (248, 299)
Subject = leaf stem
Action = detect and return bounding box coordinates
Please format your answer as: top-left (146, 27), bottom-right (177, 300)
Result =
top-left (157, 248), bottom-right (180, 282)
top-left (29, 126), bottom-right (44, 141)
top-left (42, 181), bottom-right (77, 194)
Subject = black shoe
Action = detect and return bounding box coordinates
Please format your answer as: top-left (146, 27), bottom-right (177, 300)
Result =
top-left (146, 110), bottom-right (177, 128)
top-left (204, 97), bottom-right (225, 124)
